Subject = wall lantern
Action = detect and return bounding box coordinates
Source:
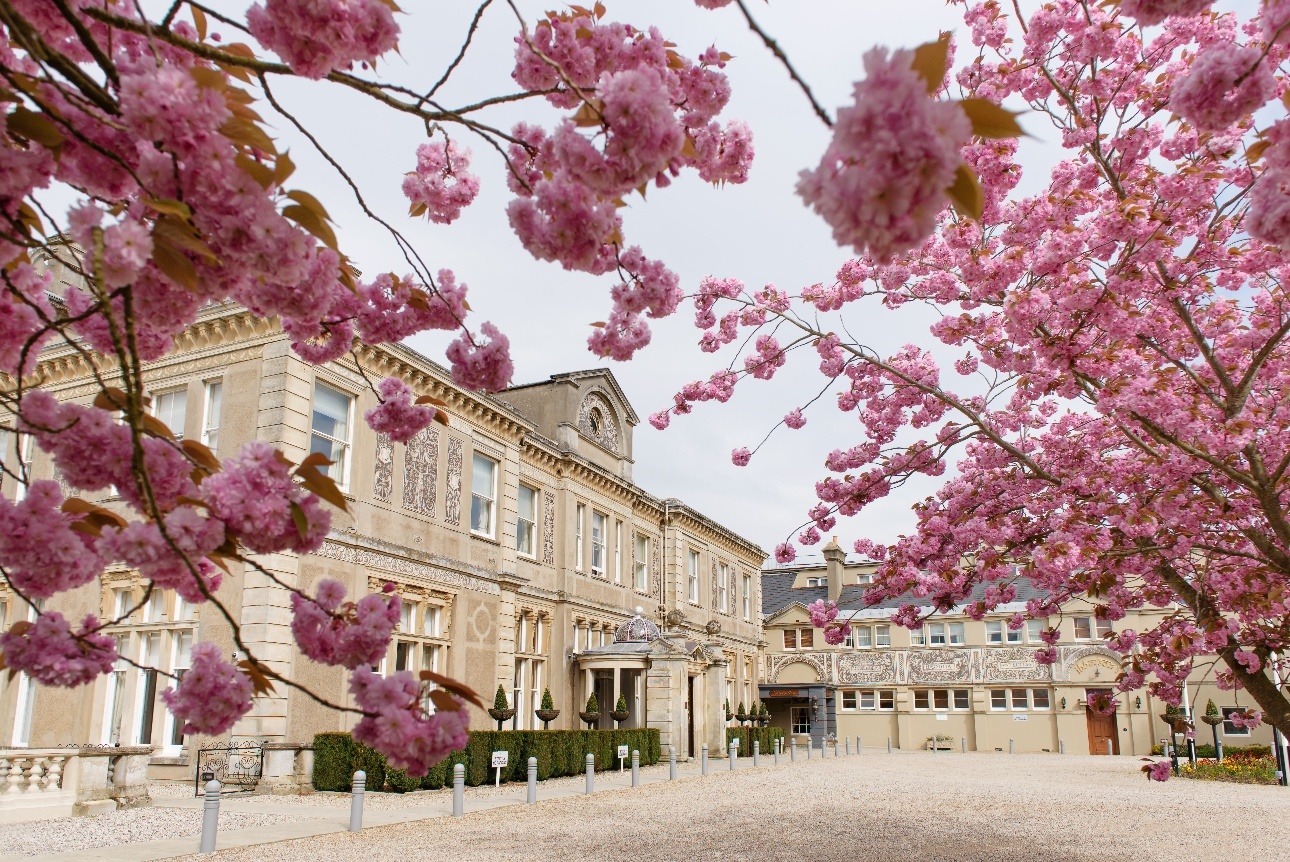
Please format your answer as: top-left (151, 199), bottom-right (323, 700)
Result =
top-left (1060, 697), bottom-right (1067, 710)
top-left (1135, 696), bottom-right (1142, 710)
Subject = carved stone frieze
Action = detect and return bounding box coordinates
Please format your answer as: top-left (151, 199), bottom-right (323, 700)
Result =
top-left (319, 540), bottom-right (498, 596)
top-left (767, 652), bottom-right (830, 684)
top-left (444, 437), bottom-right (463, 526)
top-left (980, 647), bottom-right (1052, 682)
top-left (837, 652), bottom-right (897, 684)
top-left (576, 391), bottom-right (619, 454)
top-left (373, 432), bottom-right (393, 503)
top-left (711, 561), bottom-right (718, 611)
top-left (541, 490), bottom-right (555, 566)
top-left (650, 536), bottom-right (661, 600)
top-left (403, 427), bottom-right (438, 517)
top-left (907, 649), bottom-right (972, 684)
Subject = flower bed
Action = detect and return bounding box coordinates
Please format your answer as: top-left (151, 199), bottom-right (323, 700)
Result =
top-left (1180, 752), bottom-right (1279, 785)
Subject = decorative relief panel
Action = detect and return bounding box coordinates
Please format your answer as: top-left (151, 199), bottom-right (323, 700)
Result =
top-left (54, 469), bottom-right (80, 500)
top-left (373, 432), bottom-right (393, 503)
top-left (541, 490), bottom-right (555, 566)
top-left (1059, 645), bottom-right (1123, 683)
top-left (320, 540), bottom-right (498, 596)
top-left (711, 561), bottom-right (718, 610)
top-left (767, 652), bottom-right (831, 684)
top-left (837, 652), bottom-right (897, 684)
top-left (403, 427), bottom-right (438, 517)
top-left (980, 647), bottom-right (1051, 682)
top-left (444, 437), bottom-right (463, 526)
top-left (907, 649), bottom-right (972, 684)
top-left (576, 391), bottom-right (619, 454)
top-left (650, 536), bottom-right (661, 600)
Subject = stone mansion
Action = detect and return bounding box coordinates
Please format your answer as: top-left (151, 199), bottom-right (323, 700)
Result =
top-left (0, 281), bottom-right (765, 776)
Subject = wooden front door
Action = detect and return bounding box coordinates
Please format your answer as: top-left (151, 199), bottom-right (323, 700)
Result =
top-left (1085, 688), bottom-right (1119, 755)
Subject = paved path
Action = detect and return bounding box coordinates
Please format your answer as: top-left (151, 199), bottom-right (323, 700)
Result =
top-left (7, 748), bottom-right (1288, 862)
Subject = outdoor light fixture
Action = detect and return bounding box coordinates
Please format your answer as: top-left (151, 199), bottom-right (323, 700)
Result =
top-left (1060, 697), bottom-right (1066, 710)
top-left (1135, 697), bottom-right (1142, 709)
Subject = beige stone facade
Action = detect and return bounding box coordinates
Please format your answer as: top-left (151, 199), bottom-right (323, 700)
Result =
top-left (759, 543), bottom-right (1279, 756)
top-left (0, 295), bottom-right (765, 776)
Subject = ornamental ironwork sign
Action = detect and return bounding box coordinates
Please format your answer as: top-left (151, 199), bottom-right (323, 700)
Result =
top-left (194, 740), bottom-right (263, 795)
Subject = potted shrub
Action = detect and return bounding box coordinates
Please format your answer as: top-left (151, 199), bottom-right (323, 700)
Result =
top-left (611, 693), bottom-right (630, 724)
top-left (735, 701), bottom-right (748, 724)
top-left (488, 684), bottom-right (516, 730)
top-left (579, 692), bottom-right (601, 727)
top-left (758, 702), bottom-right (770, 726)
top-left (1201, 698), bottom-right (1224, 756)
top-left (535, 687), bottom-right (560, 729)
top-left (926, 734), bottom-right (953, 751)
top-left (724, 699), bottom-right (733, 722)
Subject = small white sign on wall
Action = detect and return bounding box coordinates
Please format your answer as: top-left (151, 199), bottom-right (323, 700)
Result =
top-left (730, 737), bottom-right (740, 749)
top-left (491, 750), bottom-right (509, 768)
top-left (1013, 714), bottom-right (1028, 722)
top-left (935, 714), bottom-right (948, 721)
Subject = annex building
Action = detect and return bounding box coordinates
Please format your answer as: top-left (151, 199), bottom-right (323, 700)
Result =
top-left (758, 540), bottom-right (1279, 756)
top-left (0, 261), bottom-right (765, 778)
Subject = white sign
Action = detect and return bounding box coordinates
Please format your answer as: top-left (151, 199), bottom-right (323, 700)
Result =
top-left (1013, 714), bottom-right (1028, 722)
top-left (730, 737), bottom-right (740, 749)
top-left (935, 714), bottom-right (948, 721)
top-left (617, 744), bottom-right (629, 759)
top-left (491, 750), bottom-right (509, 768)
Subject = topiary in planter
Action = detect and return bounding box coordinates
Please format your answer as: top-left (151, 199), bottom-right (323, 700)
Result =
top-left (724, 698), bottom-right (733, 722)
top-left (735, 701), bottom-right (748, 724)
top-left (610, 693), bottom-right (630, 723)
top-left (1201, 699), bottom-right (1224, 727)
top-left (488, 684), bottom-right (516, 730)
top-left (580, 692), bottom-right (600, 727)
top-left (536, 687), bottom-right (560, 728)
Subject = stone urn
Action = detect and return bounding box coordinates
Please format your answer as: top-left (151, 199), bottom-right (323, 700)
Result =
top-left (758, 715), bottom-right (770, 727)
top-left (535, 708), bottom-right (561, 729)
top-left (610, 710), bottom-right (630, 724)
top-left (1200, 713), bottom-right (1223, 727)
top-left (488, 708), bottom-right (516, 730)
top-left (736, 711), bottom-right (749, 725)
top-left (579, 711), bottom-right (600, 728)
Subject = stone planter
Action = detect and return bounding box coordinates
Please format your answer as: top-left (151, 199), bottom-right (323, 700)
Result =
top-left (610, 710), bottom-right (630, 724)
top-left (579, 711), bottom-right (600, 728)
top-left (535, 708), bottom-right (560, 729)
top-left (488, 708), bottom-right (516, 730)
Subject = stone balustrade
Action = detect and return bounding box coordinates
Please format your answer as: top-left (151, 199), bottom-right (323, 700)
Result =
top-left (0, 746), bottom-right (154, 823)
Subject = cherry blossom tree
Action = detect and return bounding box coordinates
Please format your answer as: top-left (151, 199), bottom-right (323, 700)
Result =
top-left (659, 0), bottom-right (1290, 739)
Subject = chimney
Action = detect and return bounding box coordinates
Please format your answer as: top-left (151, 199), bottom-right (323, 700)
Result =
top-left (822, 536), bottom-right (844, 604)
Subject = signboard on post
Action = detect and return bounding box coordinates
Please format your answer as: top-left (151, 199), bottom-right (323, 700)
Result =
top-left (731, 737), bottom-right (740, 749)
top-left (617, 744), bottom-right (628, 772)
top-left (492, 750), bottom-right (508, 787)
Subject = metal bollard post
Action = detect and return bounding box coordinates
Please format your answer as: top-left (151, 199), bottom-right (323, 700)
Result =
top-left (348, 770), bottom-right (365, 832)
top-left (833, 737), bottom-right (840, 758)
top-left (1217, 741), bottom-right (1224, 762)
top-left (701, 744), bottom-right (709, 775)
top-left (790, 739), bottom-right (796, 761)
top-left (527, 757), bottom-right (537, 804)
top-left (631, 750), bottom-right (640, 787)
top-left (198, 779), bottom-right (221, 853)
top-left (1009, 738), bottom-right (1015, 754)
top-left (669, 747), bottom-right (677, 780)
top-left (1106, 739), bottom-right (1113, 756)
top-left (845, 737), bottom-right (850, 756)
top-left (585, 753), bottom-right (595, 794)
top-left (858, 736), bottom-right (862, 755)
top-left (452, 764), bottom-right (464, 817)
top-left (1059, 740), bottom-right (1065, 755)
top-left (773, 740), bottom-right (780, 765)
top-left (961, 737), bottom-right (966, 754)
top-left (807, 738), bottom-right (813, 760)
top-left (728, 742), bottom-right (737, 770)
top-left (887, 737), bottom-right (892, 754)
top-left (753, 740), bottom-right (760, 767)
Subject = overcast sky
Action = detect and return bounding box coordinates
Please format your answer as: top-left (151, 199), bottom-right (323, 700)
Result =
top-left (249, 0), bottom-right (1057, 558)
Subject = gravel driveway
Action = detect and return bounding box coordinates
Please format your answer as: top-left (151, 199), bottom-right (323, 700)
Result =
top-left (170, 752), bottom-right (1289, 862)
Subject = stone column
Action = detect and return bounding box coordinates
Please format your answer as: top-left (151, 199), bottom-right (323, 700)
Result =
top-left (704, 652), bottom-right (728, 756)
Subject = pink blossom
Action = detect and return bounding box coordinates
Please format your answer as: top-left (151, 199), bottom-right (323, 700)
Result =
top-left (349, 667), bottom-right (471, 776)
top-left (797, 46), bottom-right (971, 262)
top-left (1233, 649), bottom-right (1262, 674)
top-left (0, 481), bottom-right (104, 598)
top-left (364, 377), bottom-right (437, 445)
top-left (0, 613), bottom-right (115, 687)
top-left (1227, 709), bottom-right (1262, 730)
top-left (403, 140), bottom-right (480, 225)
top-left (1264, 0), bottom-right (1290, 43)
top-left (1119, 0), bottom-right (1213, 26)
top-left (291, 579), bottom-right (399, 669)
top-left (774, 543), bottom-right (797, 564)
top-left (247, 0), bottom-right (399, 79)
top-left (1169, 46), bottom-right (1275, 132)
top-left (161, 642), bottom-right (254, 736)
top-left (693, 0), bottom-right (734, 8)
top-left (784, 409), bottom-right (807, 429)
top-left (445, 322), bottom-right (513, 392)
top-left (201, 441), bottom-right (331, 555)
top-left (1148, 760), bottom-right (1171, 781)
top-left (731, 447), bottom-right (752, 466)
top-left (648, 410), bottom-right (671, 430)
top-left (807, 599), bottom-right (840, 628)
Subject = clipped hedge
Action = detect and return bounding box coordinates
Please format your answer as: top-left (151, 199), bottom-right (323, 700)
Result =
top-left (313, 728), bottom-right (661, 792)
top-left (725, 726), bottom-right (785, 754)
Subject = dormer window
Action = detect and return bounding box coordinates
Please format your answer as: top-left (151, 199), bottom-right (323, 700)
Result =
top-left (806, 577), bottom-right (828, 587)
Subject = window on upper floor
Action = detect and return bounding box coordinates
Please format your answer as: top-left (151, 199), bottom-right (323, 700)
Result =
top-left (470, 453), bottom-right (497, 537)
top-left (782, 627), bottom-right (813, 649)
top-left (202, 380), bottom-right (222, 452)
top-left (591, 511), bottom-right (606, 576)
top-left (986, 620), bottom-right (1023, 644)
top-left (805, 577), bottom-right (827, 587)
top-left (1074, 617), bottom-right (1092, 640)
top-left (634, 533), bottom-right (649, 591)
top-left (925, 621), bottom-right (965, 646)
top-left (516, 484), bottom-right (537, 557)
top-left (310, 383), bottom-right (352, 490)
top-left (614, 520), bottom-right (623, 583)
top-left (687, 549), bottom-right (700, 603)
top-left (575, 503), bottom-right (586, 571)
top-left (718, 563), bottom-right (729, 613)
top-left (152, 388), bottom-right (187, 440)
top-left (1026, 619), bottom-right (1046, 643)
top-left (742, 574), bottom-right (752, 620)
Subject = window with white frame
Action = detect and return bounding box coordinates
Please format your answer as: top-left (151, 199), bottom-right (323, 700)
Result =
top-left (101, 634), bottom-right (129, 745)
top-left (516, 484), bottom-right (537, 557)
top-left (742, 574), bottom-right (752, 620)
top-left (614, 520), bottom-right (623, 583)
top-left (162, 630), bottom-right (194, 750)
top-left (389, 595), bottom-right (450, 705)
top-left (913, 688), bottom-right (970, 710)
top-left (634, 533), bottom-right (649, 591)
top-left (152, 388), bottom-right (187, 440)
top-left (986, 621), bottom-right (1023, 644)
top-left (910, 625), bottom-right (926, 645)
top-left (590, 511), bottom-right (606, 576)
top-left (843, 625), bottom-right (855, 648)
top-left (849, 624), bottom-right (892, 648)
top-left (687, 549), bottom-right (700, 603)
top-left (1032, 689), bottom-right (1051, 709)
top-left (989, 688), bottom-right (1047, 710)
top-left (575, 503), bottom-right (586, 570)
top-left (310, 383), bottom-right (352, 489)
top-left (1222, 707), bottom-right (1252, 736)
top-left (718, 563), bottom-right (729, 613)
top-left (1074, 617), bottom-right (1093, 639)
top-left (840, 689), bottom-right (895, 711)
top-left (511, 610), bottom-right (547, 730)
top-left (202, 380), bottom-right (222, 451)
top-left (12, 432), bottom-right (31, 502)
top-left (791, 706), bottom-right (811, 735)
top-left (470, 453), bottom-right (497, 536)
top-left (805, 577), bottom-right (827, 587)
top-left (1026, 619), bottom-right (1046, 643)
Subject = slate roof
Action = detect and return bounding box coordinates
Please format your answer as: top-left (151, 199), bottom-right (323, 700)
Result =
top-left (760, 570), bottom-right (1050, 619)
